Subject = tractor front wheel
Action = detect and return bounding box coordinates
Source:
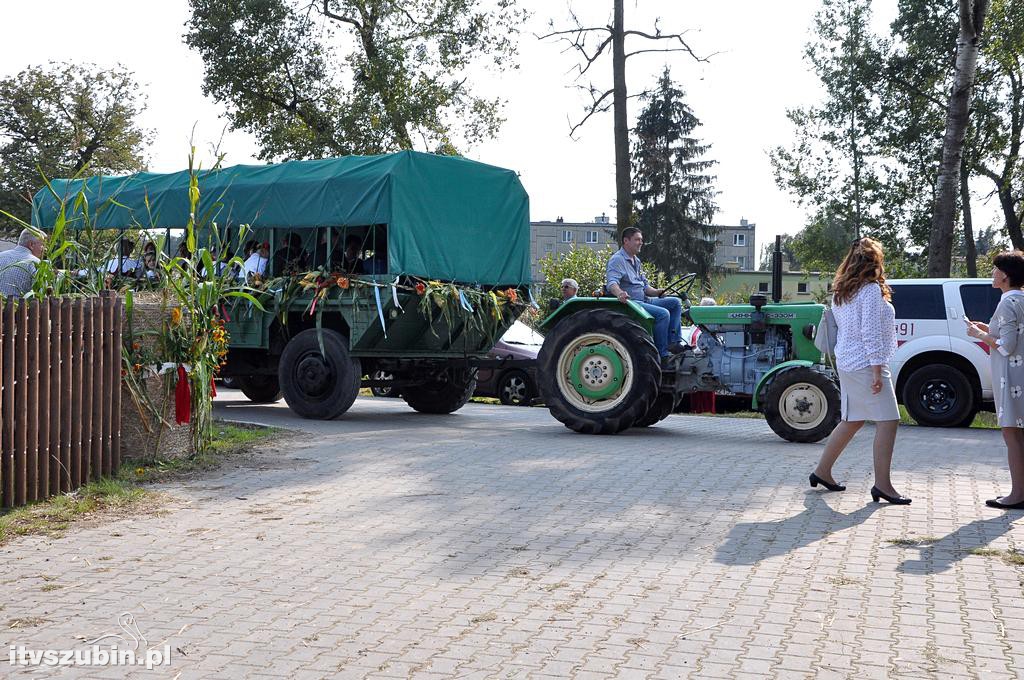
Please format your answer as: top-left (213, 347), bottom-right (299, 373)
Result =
top-left (537, 309), bottom-right (661, 434)
top-left (763, 367), bottom-right (840, 443)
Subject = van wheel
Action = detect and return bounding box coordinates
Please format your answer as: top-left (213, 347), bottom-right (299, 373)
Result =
top-left (402, 368), bottom-right (477, 414)
top-left (238, 375), bottom-right (282, 403)
top-left (763, 367), bottom-right (840, 443)
top-left (537, 309), bottom-right (661, 434)
top-left (902, 364), bottom-right (975, 427)
top-left (279, 329), bottom-right (361, 419)
top-left (634, 393), bottom-right (678, 427)
top-left (370, 370), bottom-right (400, 398)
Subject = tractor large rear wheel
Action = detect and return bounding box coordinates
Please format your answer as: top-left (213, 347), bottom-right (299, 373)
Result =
top-left (538, 309), bottom-right (661, 434)
top-left (634, 393), bottom-right (678, 428)
top-left (763, 367), bottom-right (840, 443)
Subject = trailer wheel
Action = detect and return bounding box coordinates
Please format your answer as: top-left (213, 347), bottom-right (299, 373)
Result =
top-left (279, 329), bottom-right (361, 419)
top-left (763, 367), bottom-right (840, 443)
top-left (402, 368), bottom-right (477, 414)
top-left (238, 375), bottom-right (282, 403)
top-left (633, 393), bottom-right (678, 427)
top-left (538, 309), bottom-right (661, 434)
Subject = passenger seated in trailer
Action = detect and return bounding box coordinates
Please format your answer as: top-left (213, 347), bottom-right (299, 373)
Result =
top-left (105, 237), bottom-right (141, 277)
top-left (273, 232), bottom-right (308, 275)
top-left (242, 241), bottom-right (270, 279)
top-left (364, 237), bottom-right (388, 275)
top-left (137, 241), bottom-right (161, 284)
top-left (311, 228), bottom-right (340, 270)
top-left (340, 234), bottom-right (364, 275)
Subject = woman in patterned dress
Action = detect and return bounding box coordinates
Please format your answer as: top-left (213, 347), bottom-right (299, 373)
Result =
top-left (966, 251), bottom-right (1024, 509)
top-left (809, 238), bottom-right (910, 504)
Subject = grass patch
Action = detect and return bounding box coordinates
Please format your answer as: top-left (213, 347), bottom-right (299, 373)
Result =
top-left (887, 536), bottom-right (941, 547)
top-left (969, 547), bottom-right (1024, 566)
top-left (0, 420), bottom-right (279, 546)
top-left (0, 477), bottom-right (150, 546)
top-left (898, 405), bottom-right (999, 429)
top-left (127, 421), bottom-right (280, 483)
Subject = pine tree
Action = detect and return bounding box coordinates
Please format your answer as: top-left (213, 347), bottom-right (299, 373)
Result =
top-left (631, 68), bottom-right (718, 280)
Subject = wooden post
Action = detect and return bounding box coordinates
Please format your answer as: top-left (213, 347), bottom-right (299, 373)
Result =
top-left (75, 300), bottom-right (89, 487)
top-left (111, 296), bottom-right (122, 473)
top-left (14, 301), bottom-right (28, 507)
top-left (0, 301), bottom-right (11, 507)
top-left (60, 300), bottom-right (73, 492)
top-left (37, 300), bottom-right (50, 500)
top-left (91, 296), bottom-right (103, 480)
top-left (48, 299), bottom-right (62, 495)
top-left (100, 292), bottom-right (113, 477)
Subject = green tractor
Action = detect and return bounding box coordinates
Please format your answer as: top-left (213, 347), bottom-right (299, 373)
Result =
top-left (33, 151), bottom-right (532, 420)
top-left (536, 257), bottom-right (841, 442)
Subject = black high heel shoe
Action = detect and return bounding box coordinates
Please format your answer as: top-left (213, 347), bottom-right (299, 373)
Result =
top-left (809, 472), bottom-right (845, 492)
top-left (870, 486), bottom-right (911, 505)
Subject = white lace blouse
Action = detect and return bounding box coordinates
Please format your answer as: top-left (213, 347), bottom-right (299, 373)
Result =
top-left (832, 282), bottom-right (897, 372)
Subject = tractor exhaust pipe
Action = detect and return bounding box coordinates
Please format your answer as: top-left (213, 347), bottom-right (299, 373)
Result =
top-left (771, 234), bottom-right (783, 304)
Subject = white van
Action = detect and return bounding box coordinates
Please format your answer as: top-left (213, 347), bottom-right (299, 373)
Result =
top-left (888, 278), bottom-right (998, 427)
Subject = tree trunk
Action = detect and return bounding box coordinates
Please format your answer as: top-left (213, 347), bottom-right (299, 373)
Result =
top-left (927, 0), bottom-right (990, 277)
top-left (961, 162), bottom-right (977, 276)
top-left (612, 0), bottom-right (630, 238)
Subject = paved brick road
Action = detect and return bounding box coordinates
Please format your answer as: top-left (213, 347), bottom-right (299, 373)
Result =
top-left (3, 394), bottom-right (1023, 679)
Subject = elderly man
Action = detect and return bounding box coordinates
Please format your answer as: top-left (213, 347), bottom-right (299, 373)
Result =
top-left (0, 229), bottom-right (45, 297)
top-left (560, 278), bottom-right (579, 301)
top-left (605, 226), bottom-right (683, 360)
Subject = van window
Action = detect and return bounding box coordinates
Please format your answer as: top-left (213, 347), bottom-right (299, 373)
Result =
top-left (960, 284), bottom-right (1001, 323)
top-left (890, 284), bottom-right (945, 319)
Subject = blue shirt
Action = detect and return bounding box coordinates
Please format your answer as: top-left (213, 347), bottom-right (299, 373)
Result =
top-left (606, 248), bottom-right (649, 302)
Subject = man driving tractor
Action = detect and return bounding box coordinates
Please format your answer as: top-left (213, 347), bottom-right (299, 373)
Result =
top-left (605, 226), bottom-right (684, 362)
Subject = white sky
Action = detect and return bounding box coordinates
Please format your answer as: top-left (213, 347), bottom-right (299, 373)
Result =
top-left (1, 0), bottom-right (918, 258)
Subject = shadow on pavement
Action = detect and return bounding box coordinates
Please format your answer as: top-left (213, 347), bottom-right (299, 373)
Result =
top-left (714, 493), bottom-right (883, 566)
top-left (897, 514), bottom-right (1020, 575)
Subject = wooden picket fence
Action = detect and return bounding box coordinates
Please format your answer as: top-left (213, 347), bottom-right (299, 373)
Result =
top-left (0, 292), bottom-right (122, 509)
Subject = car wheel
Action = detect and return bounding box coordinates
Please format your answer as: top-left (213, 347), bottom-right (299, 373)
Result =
top-left (902, 364), bottom-right (975, 427)
top-left (237, 375), bottom-right (282, 403)
top-left (279, 329), bottom-right (361, 419)
top-left (370, 370), bottom-right (400, 398)
top-left (497, 369), bottom-right (533, 406)
top-left (763, 367), bottom-right (841, 443)
top-left (537, 309), bottom-right (661, 434)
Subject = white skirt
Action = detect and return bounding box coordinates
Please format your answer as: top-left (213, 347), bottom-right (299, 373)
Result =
top-left (838, 365), bottom-right (900, 422)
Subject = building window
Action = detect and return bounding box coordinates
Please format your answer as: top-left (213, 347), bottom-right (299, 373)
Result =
top-left (735, 256), bottom-right (747, 270)
top-left (797, 282), bottom-right (809, 294)
top-left (733, 233), bottom-right (745, 247)
top-left (561, 230), bottom-right (573, 243)
top-left (544, 243), bottom-right (553, 254)
top-left (758, 281), bottom-right (769, 293)
top-left (585, 230), bottom-right (599, 244)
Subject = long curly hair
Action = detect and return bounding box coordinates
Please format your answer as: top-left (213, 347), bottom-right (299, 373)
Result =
top-left (832, 237), bottom-right (891, 305)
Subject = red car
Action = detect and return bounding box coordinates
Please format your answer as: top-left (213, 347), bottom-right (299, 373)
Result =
top-left (474, 321), bottom-right (542, 406)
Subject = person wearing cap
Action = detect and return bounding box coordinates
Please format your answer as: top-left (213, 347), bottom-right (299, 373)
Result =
top-left (560, 278), bottom-right (579, 301)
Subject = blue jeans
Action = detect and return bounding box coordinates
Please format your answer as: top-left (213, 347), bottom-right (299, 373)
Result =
top-left (637, 297), bottom-right (682, 356)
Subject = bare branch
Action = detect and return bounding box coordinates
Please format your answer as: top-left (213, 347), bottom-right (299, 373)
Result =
top-left (569, 87), bottom-right (614, 139)
top-left (625, 47), bottom-right (718, 61)
top-left (536, 26), bottom-right (610, 40)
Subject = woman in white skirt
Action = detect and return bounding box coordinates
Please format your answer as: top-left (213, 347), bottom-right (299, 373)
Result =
top-left (967, 251), bottom-right (1024, 509)
top-left (809, 238), bottom-right (910, 504)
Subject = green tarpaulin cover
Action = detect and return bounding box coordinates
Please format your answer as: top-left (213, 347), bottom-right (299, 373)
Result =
top-left (32, 150), bottom-right (531, 285)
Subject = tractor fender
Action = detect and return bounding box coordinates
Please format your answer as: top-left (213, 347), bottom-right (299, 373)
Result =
top-left (538, 297), bottom-right (655, 336)
top-left (751, 360), bottom-right (818, 410)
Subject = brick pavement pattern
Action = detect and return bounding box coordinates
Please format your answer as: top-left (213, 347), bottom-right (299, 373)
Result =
top-left (3, 395), bottom-right (1023, 679)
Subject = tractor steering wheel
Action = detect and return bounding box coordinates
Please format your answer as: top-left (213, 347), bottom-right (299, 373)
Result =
top-left (660, 272), bottom-right (698, 300)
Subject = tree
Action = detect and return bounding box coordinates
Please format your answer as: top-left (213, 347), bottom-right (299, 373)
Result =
top-left (185, 0), bottom-right (525, 160)
top-left (0, 63), bottom-right (150, 229)
top-left (540, 2), bottom-right (707, 236)
top-left (927, 0), bottom-right (992, 276)
top-left (788, 203), bottom-right (857, 273)
top-left (758, 234), bottom-right (801, 272)
top-left (630, 68), bottom-right (717, 280)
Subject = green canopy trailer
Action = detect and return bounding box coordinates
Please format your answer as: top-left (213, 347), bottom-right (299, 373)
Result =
top-left (33, 151), bottom-right (533, 419)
